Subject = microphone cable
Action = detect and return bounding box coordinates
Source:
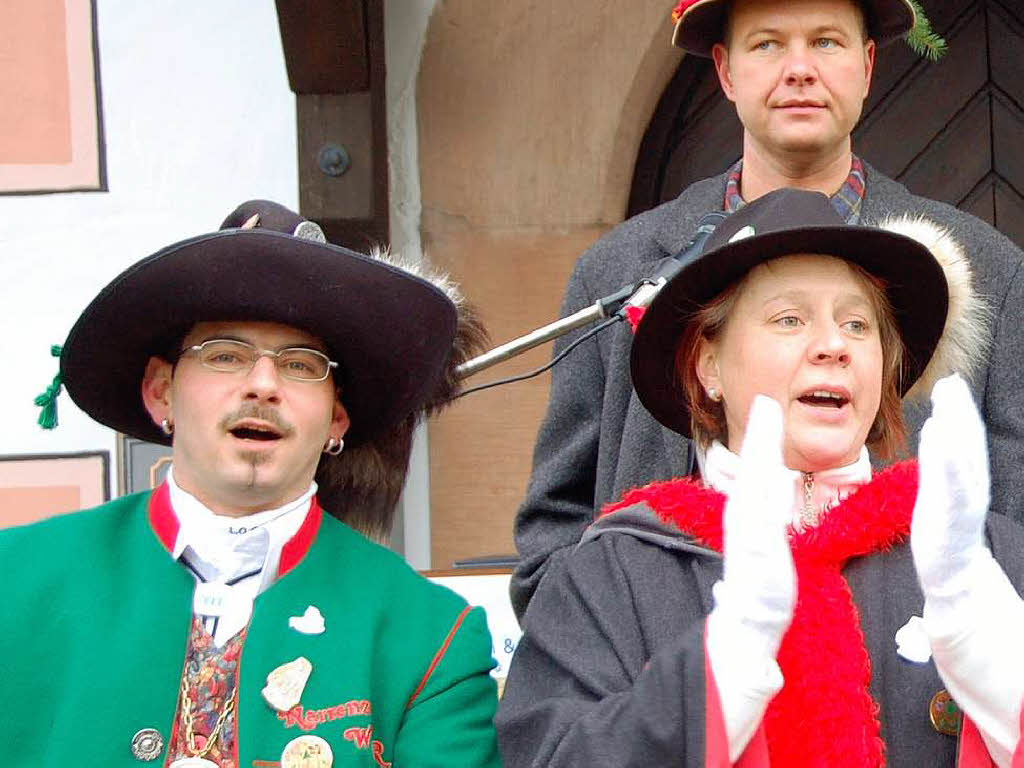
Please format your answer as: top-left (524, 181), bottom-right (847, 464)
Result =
top-left (453, 315), bottom-right (622, 399)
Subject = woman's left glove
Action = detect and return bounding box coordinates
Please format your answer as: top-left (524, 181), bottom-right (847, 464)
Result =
top-left (706, 395), bottom-right (795, 760)
top-left (911, 373), bottom-right (1024, 766)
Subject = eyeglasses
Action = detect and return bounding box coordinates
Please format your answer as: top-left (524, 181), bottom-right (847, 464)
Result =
top-left (181, 339), bottom-right (338, 382)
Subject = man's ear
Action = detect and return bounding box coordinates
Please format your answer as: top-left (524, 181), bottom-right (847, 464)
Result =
top-left (862, 38), bottom-right (876, 98)
top-left (331, 398), bottom-right (351, 441)
top-left (141, 356), bottom-right (174, 426)
top-left (695, 336), bottom-right (722, 394)
top-left (711, 43), bottom-right (736, 102)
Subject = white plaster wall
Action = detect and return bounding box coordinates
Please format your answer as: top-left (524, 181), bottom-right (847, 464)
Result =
top-left (0, 1), bottom-right (297, 491)
top-left (386, 0), bottom-right (440, 569)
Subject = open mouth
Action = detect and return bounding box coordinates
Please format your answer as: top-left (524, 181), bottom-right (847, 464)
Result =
top-left (229, 424), bottom-right (283, 441)
top-left (798, 390), bottom-right (850, 409)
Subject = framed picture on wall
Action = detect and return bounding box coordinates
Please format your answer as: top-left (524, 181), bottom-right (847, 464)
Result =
top-left (0, 451), bottom-right (109, 529)
top-left (0, 0), bottom-right (105, 194)
top-left (116, 435), bottom-right (172, 496)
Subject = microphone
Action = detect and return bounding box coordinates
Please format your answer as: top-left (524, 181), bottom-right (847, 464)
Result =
top-left (616, 211), bottom-right (727, 313)
top-left (454, 212), bottom-right (727, 380)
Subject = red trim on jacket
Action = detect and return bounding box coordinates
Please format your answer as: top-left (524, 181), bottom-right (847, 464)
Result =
top-left (146, 481), bottom-right (321, 574)
top-left (957, 706), bottom-right (1024, 768)
top-left (406, 605), bottom-right (473, 709)
top-left (703, 620), bottom-right (770, 767)
top-left (704, 620), bottom-right (729, 766)
top-left (278, 498), bottom-right (322, 577)
top-left (958, 714), bottom-right (996, 767)
top-left (147, 482), bottom-right (179, 551)
top-left (1016, 704), bottom-right (1024, 767)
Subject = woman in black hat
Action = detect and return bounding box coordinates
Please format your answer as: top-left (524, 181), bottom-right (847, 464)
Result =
top-left (496, 188), bottom-right (1024, 767)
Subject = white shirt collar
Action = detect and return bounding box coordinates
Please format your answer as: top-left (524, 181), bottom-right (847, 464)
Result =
top-left (702, 441), bottom-right (872, 529)
top-left (167, 466), bottom-right (316, 645)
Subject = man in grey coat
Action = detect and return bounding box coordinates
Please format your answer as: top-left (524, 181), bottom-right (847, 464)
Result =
top-left (511, 0), bottom-right (1024, 618)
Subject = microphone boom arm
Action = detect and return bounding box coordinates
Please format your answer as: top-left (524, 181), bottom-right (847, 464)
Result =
top-left (454, 212), bottom-right (725, 383)
top-left (455, 284), bottom-right (636, 379)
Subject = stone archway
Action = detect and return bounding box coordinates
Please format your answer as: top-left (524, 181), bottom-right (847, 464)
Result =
top-left (416, 1), bottom-right (684, 567)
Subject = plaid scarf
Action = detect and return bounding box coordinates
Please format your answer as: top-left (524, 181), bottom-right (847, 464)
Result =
top-left (724, 155), bottom-right (866, 224)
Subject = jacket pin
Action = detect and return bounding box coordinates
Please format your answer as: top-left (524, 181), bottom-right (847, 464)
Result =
top-left (130, 727), bottom-right (164, 761)
top-left (930, 689), bottom-right (962, 736)
top-left (289, 605), bottom-right (326, 634)
top-left (263, 656), bottom-right (313, 713)
top-left (894, 615), bottom-right (931, 663)
top-left (281, 734), bottom-right (333, 768)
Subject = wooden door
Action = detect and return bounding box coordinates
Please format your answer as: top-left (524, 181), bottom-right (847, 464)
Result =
top-left (629, 0), bottom-right (1024, 248)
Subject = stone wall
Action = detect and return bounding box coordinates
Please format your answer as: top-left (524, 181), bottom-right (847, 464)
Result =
top-left (417, 0), bottom-right (684, 566)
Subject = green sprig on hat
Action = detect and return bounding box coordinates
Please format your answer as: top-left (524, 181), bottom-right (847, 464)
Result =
top-left (34, 345), bottom-right (64, 430)
top-left (905, 0), bottom-right (947, 61)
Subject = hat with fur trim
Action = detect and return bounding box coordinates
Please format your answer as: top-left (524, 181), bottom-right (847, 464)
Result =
top-left (670, 0), bottom-right (943, 59)
top-left (630, 187), bottom-right (986, 438)
top-left (313, 245), bottom-right (488, 541)
top-left (52, 201), bottom-right (473, 449)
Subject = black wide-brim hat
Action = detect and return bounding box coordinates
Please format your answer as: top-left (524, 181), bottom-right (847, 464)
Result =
top-left (60, 201), bottom-right (458, 447)
top-left (630, 187), bottom-right (949, 438)
top-left (671, 0), bottom-right (915, 56)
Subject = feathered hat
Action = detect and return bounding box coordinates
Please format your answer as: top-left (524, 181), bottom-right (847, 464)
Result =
top-left (629, 187), bottom-right (987, 438)
top-left (670, 0), bottom-right (946, 60)
top-left (314, 246), bottom-right (488, 540)
top-left (38, 200), bottom-right (488, 539)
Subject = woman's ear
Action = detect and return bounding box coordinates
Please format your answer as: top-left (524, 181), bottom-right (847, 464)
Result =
top-left (695, 336), bottom-right (721, 396)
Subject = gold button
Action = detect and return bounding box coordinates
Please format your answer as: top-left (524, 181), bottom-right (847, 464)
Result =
top-left (929, 689), bottom-right (962, 736)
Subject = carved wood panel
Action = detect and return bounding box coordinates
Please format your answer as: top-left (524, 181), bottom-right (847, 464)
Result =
top-left (631, 0), bottom-right (1024, 248)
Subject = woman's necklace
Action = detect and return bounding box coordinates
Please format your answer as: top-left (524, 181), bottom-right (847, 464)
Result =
top-left (801, 472), bottom-right (818, 527)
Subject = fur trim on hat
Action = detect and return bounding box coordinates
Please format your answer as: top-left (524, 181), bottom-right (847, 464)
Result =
top-left (315, 246), bottom-right (489, 542)
top-left (877, 215), bottom-right (991, 401)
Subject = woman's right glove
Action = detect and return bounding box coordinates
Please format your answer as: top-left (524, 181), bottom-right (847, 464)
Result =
top-left (911, 373), bottom-right (1024, 766)
top-left (706, 395), bottom-right (796, 761)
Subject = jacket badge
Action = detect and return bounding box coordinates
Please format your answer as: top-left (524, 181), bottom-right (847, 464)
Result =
top-left (894, 615), bottom-right (931, 663)
top-left (289, 605), bottom-right (326, 634)
top-left (263, 656), bottom-right (313, 713)
top-left (281, 734), bottom-right (333, 767)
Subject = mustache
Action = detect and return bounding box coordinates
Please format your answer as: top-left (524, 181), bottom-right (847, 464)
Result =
top-left (218, 404), bottom-right (294, 437)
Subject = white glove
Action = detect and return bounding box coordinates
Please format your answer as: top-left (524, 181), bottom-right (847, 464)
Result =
top-left (706, 395), bottom-right (795, 760)
top-left (912, 373), bottom-right (991, 602)
top-left (912, 373), bottom-right (1024, 767)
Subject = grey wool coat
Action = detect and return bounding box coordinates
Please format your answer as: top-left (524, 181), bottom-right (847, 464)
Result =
top-left (511, 164), bottom-right (1024, 618)
top-left (497, 472), bottom-right (1024, 767)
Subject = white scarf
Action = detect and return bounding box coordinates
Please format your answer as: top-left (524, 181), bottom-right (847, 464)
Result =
top-left (702, 441), bottom-right (872, 529)
top-left (168, 467), bottom-right (315, 646)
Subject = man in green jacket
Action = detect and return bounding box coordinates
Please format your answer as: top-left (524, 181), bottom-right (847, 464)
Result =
top-left (2, 201), bottom-right (500, 767)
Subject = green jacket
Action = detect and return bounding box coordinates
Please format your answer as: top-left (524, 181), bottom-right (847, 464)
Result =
top-left (0, 489), bottom-right (500, 766)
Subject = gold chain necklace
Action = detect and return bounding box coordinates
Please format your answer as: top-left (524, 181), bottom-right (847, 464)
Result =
top-left (180, 675), bottom-right (237, 758)
top-left (801, 472), bottom-right (818, 527)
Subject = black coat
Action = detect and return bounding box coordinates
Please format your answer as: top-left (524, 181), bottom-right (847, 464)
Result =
top-left (511, 165), bottom-right (1024, 619)
top-left (497, 471), bottom-right (1024, 767)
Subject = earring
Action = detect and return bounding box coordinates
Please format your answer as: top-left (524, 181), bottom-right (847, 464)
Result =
top-left (160, 418), bottom-right (174, 436)
top-left (324, 437), bottom-right (344, 456)
top-left (707, 387), bottom-right (721, 402)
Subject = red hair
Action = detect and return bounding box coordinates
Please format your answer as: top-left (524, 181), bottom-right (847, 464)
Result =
top-left (674, 261), bottom-right (906, 460)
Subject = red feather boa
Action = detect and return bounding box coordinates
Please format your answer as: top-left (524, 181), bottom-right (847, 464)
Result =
top-left (605, 460), bottom-right (920, 767)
